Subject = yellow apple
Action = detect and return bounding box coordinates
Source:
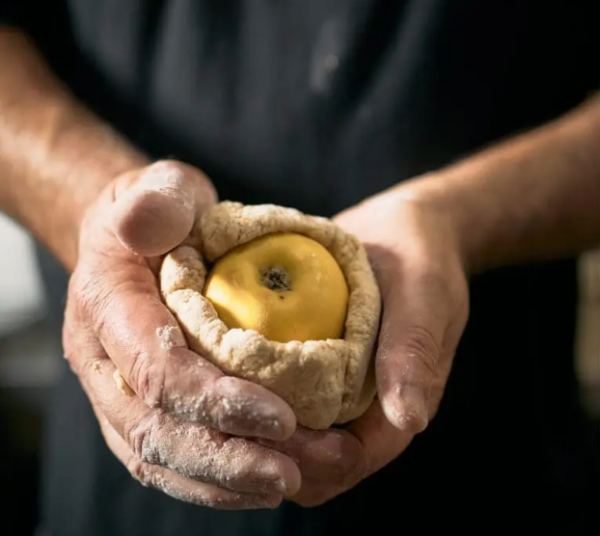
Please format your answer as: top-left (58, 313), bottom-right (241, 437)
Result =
top-left (203, 232), bottom-right (349, 342)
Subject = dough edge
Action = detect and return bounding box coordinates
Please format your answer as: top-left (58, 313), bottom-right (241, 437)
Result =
top-left (159, 201), bottom-right (381, 430)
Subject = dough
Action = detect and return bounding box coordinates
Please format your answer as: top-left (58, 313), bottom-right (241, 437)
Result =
top-left (159, 201), bottom-right (381, 430)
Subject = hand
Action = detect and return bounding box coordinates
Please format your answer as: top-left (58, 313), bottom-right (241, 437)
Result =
top-left (63, 160), bottom-right (301, 509)
top-left (261, 185), bottom-right (470, 506)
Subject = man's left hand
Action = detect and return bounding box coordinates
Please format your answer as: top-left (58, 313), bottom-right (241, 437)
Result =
top-left (261, 185), bottom-right (470, 506)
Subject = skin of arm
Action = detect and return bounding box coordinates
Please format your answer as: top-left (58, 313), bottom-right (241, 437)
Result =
top-left (4, 27), bottom-right (596, 275)
top-left (0, 29), bottom-right (148, 270)
top-left (412, 91), bottom-right (600, 274)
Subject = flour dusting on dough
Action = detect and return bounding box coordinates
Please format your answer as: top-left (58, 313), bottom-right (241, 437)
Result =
top-left (159, 201), bottom-right (382, 429)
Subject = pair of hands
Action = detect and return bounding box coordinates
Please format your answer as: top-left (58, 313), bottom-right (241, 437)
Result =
top-left (63, 160), bottom-right (470, 509)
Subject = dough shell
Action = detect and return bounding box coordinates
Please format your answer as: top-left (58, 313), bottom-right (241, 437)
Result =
top-left (159, 201), bottom-right (381, 430)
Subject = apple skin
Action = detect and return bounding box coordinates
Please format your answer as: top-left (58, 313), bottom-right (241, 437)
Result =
top-left (203, 233), bottom-right (349, 343)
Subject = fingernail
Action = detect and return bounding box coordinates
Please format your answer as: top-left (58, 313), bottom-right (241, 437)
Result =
top-left (386, 384), bottom-right (429, 433)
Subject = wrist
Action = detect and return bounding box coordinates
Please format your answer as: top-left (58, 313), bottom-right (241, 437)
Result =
top-left (56, 129), bottom-right (150, 268)
top-left (388, 174), bottom-right (482, 274)
top-left (39, 121), bottom-right (150, 270)
top-left (395, 93), bottom-right (600, 277)
top-left (0, 30), bottom-right (150, 271)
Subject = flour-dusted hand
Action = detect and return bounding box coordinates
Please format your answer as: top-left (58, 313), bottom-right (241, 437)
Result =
top-left (63, 160), bottom-right (301, 508)
top-left (259, 186), bottom-right (470, 506)
top-left (335, 191), bottom-right (470, 434)
top-left (259, 94), bottom-right (600, 506)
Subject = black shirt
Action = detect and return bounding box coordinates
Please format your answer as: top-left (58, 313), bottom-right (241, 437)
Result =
top-left (2, 1), bottom-right (599, 535)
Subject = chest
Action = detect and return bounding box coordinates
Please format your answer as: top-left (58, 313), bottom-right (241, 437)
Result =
top-left (46, 0), bottom-right (597, 212)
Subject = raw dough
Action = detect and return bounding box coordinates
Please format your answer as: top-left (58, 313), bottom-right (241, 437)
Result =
top-left (159, 201), bottom-right (381, 430)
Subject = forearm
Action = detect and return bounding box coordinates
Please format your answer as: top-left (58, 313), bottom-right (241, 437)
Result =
top-left (410, 93), bottom-right (600, 274)
top-left (0, 29), bottom-right (148, 271)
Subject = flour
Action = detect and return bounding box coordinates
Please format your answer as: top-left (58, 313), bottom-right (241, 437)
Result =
top-left (137, 413), bottom-right (290, 494)
top-left (160, 201), bottom-right (382, 430)
top-left (156, 324), bottom-right (186, 349)
top-left (137, 162), bottom-right (194, 212)
top-left (154, 472), bottom-right (276, 509)
top-left (166, 379), bottom-right (282, 439)
top-left (388, 383), bottom-right (428, 432)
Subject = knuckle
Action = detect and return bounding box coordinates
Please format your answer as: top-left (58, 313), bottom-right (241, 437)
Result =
top-left (125, 417), bottom-right (159, 465)
top-left (401, 324), bottom-right (440, 376)
top-left (127, 458), bottom-right (151, 486)
top-left (418, 264), bottom-right (452, 301)
top-left (128, 349), bottom-right (165, 408)
top-left (71, 272), bottom-right (111, 331)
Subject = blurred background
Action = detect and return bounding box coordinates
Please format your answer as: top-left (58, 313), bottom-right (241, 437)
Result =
top-left (0, 212), bottom-right (599, 535)
top-left (0, 214), bottom-right (60, 536)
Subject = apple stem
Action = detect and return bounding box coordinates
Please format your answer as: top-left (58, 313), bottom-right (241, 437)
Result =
top-left (260, 266), bottom-right (292, 291)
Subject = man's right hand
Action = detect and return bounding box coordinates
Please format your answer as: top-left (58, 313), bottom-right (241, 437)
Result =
top-left (62, 160), bottom-right (301, 509)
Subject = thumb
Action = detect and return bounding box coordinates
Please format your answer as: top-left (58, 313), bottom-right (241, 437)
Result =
top-left (375, 264), bottom-right (449, 435)
top-left (110, 160), bottom-right (217, 257)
